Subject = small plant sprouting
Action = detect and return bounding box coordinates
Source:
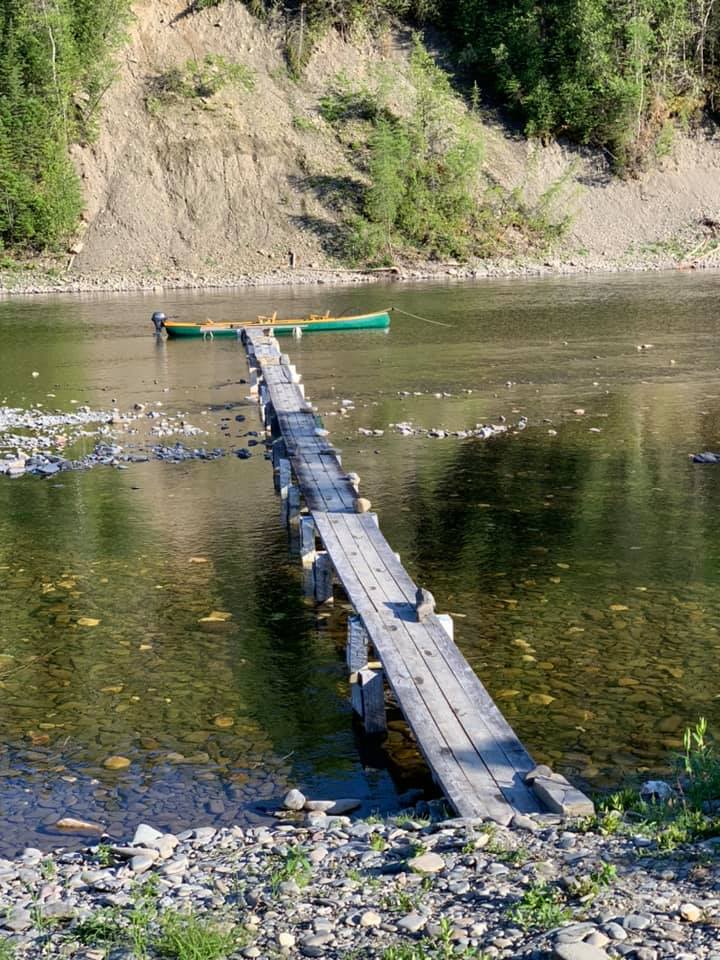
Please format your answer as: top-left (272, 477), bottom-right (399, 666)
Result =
top-left (370, 832), bottom-right (387, 852)
top-left (0, 939), bottom-right (15, 960)
top-left (96, 843), bottom-right (114, 867)
top-left (506, 881), bottom-right (572, 931)
top-left (270, 846), bottom-right (312, 894)
top-left (567, 862), bottom-right (618, 901)
top-left (39, 858), bottom-right (56, 880)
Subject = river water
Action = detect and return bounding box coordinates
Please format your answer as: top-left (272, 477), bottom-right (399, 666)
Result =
top-left (1, 273), bottom-right (720, 855)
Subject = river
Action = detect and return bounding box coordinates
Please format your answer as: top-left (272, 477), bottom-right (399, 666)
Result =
top-left (1, 272), bottom-right (719, 855)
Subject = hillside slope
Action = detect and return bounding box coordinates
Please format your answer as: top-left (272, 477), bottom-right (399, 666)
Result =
top-left (68, 0), bottom-right (720, 279)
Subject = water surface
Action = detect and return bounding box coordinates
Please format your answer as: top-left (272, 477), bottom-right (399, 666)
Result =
top-left (1, 273), bottom-right (720, 855)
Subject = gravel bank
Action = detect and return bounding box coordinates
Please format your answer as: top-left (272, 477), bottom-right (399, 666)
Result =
top-left (0, 257), bottom-right (714, 298)
top-left (1, 802), bottom-right (718, 959)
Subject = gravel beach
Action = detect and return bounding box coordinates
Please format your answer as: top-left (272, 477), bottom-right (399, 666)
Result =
top-left (1, 798), bottom-right (718, 959)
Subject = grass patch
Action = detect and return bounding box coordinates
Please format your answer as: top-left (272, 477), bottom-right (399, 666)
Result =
top-left (505, 881), bottom-right (572, 931)
top-left (0, 941), bottom-right (15, 960)
top-left (155, 911), bottom-right (242, 959)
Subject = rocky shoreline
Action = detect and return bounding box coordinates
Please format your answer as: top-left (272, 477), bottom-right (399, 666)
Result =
top-left (1, 790), bottom-right (718, 960)
top-left (0, 256), bottom-right (716, 298)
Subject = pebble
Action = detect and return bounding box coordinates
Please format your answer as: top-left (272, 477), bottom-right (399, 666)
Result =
top-left (360, 910), bottom-right (382, 927)
top-left (397, 912), bottom-right (427, 933)
top-left (554, 943), bottom-right (610, 960)
top-left (284, 788), bottom-right (306, 811)
top-left (408, 851), bottom-right (445, 873)
top-left (680, 903), bottom-right (702, 922)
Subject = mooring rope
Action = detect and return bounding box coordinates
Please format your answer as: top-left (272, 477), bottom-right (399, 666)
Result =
top-left (389, 306), bottom-right (454, 328)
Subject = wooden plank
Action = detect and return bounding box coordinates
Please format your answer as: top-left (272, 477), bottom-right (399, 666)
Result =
top-left (313, 513), bottom-right (491, 820)
top-left (323, 513), bottom-right (517, 822)
top-left (357, 515), bottom-right (538, 785)
top-left (342, 515), bottom-right (539, 814)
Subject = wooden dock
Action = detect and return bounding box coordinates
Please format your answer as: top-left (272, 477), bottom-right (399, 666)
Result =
top-left (243, 329), bottom-right (593, 825)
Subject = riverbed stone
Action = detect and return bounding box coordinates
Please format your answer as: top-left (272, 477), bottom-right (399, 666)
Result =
top-left (622, 914), bottom-right (652, 931)
top-left (554, 942), bottom-right (610, 960)
top-left (679, 903), bottom-right (702, 922)
top-left (132, 823), bottom-right (163, 846)
top-left (397, 912), bottom-right (427, 933)
top-left (284, 789), bottom-right (306, 811)
top-left (360, 910), bottom-right (382, 927)
top-left (3, 907), bottom-right (32, 932)
top-left (408, 851), bottom-right (445, 873)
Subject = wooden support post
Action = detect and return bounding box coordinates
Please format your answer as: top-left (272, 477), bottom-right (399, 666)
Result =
top-left (358, 667), bottom-right (386, 734)
top-left (278, 458), bottom-right (291, 501)
top-left (272, 439), bottom-right (287, 492)
top-left (263, 401), bottom-right (275, 431)
top-left (437, 613), bottom-right (454, 641)
top-left (313, 551), bottom-right (334, 603)
top-left (347, 614), bottom-right (369, 672)
top-left (287, 483), bottom-right (301, 524)
top-left (300, 515), bottom-right (316, 567)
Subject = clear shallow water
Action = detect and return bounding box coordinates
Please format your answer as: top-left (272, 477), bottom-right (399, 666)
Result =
top-left (1, 273), bottom-right (720, 855)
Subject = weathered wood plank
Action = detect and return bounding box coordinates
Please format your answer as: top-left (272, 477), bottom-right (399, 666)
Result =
top-left (343, 515), bottom-right (539, 813)
top-left (313, 512), bottom-right (492, 820)
top-left (322, 513), bottom-right (518, 822)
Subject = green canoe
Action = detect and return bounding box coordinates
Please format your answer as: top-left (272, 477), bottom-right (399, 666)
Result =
top-left (162, 310), bottom-right (391, 338)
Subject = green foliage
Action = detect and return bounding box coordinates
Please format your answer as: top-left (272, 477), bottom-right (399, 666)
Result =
top-left (450, 0), bottom-right (718, 172)
top-left (325, 38), bottom-right (569, 264)
top-left (505, 881), bottom-right (572, 931)
top-left (95, 842), bottom-right (114, 866)
top-left (73, 908), bottom-right (123, 947)
top-left (578, 720), bottom-right (720, 851)
top-left (382, 920), bottom-right (483, 958)
top-left (270, 845), bottom-right (312, 893)
top-left (292, 114), bottom-right (317, 131)
top-left (155, 911), bottom-right (241, 960)
top-left (680, 717), bottom-right (720, 808)
top-left (0, 0), bottom-right (132, 250)
top-left (566, 862), bottom-right (617, 901)
top-left (149, 54), bottom-right (255, 106)
top-left (319, 73), bottom-right (383, 124)
top-left (0, 941), bottom-right (15, 960)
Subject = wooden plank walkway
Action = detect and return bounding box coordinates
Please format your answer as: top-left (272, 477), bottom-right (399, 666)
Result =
top-left (243, 328), bottom-right (592, 825)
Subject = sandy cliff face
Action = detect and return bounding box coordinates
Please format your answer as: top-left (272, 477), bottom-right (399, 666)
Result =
top-left (71, 0), bottom-right (720, 277)
top-left (71, 0), bottom-right (392, 275)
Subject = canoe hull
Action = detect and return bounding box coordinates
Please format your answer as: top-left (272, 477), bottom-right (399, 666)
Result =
top-left (164, 311), bottom-right (391, 339)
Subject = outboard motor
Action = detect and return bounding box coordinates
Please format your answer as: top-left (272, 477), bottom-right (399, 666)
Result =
top-left (151, 311), bottom-right (167, 335)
